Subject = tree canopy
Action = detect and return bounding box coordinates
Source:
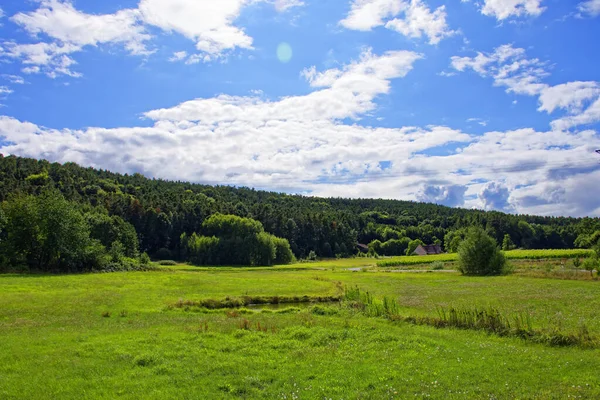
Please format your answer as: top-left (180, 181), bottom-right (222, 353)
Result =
top-left (1, 155), bottom-right (598, 263)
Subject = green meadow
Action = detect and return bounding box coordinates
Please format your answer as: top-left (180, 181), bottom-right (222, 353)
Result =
top-left (1, 259), bottom-right (599, 399)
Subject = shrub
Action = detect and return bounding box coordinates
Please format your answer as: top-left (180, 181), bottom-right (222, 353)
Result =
top-left (380, 237), bottom-right (410, 256)
top-left (180, 215), bottom-right (292, 266)
top-left (581, 257), bottom-right (599, 277)
top-left (157, 260), bottom-right (177, 266)
top-left (307, 250), bottom-right (317, 261)
top-left (457, 227), bottom-right (506, 276)
top-left (140, 252), bottom-right (151, 265)
top-left (274, 237), bottom-right (295, 264)
top-left (431, 261), bottom-right (445, 270)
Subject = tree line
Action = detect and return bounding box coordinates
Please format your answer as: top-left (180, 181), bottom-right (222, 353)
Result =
top-left (1, 155), bottom-right (599, 267)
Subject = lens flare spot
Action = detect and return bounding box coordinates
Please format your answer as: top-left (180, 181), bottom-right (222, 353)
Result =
top-left (276, 42), bottom-right (293, 63)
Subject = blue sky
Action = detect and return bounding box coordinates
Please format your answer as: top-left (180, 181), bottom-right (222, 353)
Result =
top-left (0, 0), bottom-right (599, 217)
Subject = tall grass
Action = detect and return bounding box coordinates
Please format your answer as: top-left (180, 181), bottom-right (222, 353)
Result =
top-left (170, 294), bottom-right (342, 310)
top-left (342, 286), bottom-right (598, 348)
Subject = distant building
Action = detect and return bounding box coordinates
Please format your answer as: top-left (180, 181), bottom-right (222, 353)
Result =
top-left (413, 244), bottom-right (443, 256)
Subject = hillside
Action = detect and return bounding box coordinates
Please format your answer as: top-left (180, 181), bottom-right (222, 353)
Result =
top-left (0, 154), bottom-right (598, 259)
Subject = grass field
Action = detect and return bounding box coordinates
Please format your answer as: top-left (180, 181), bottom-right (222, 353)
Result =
top-left (376, 249), bottom-right (594, 267)
top-left (1, 257), bottom-right (599, 399)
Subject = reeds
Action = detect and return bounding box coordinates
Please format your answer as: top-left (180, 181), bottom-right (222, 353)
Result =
top-left (342, 286), bottom-right (598, 348)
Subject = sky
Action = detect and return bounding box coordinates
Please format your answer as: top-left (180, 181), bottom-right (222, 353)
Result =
top-left (0, 0), bottom-right (599, 217)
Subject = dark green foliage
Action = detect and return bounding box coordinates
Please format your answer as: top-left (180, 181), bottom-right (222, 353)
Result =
top-left (0, 155), bottom-right (597, 262)
top-left (157, 260), bottom-right (177, 266)
top-left (154, 247), bottom-right (172, 260)
top-left (367, 239), bottom-right (382, 254)
top-left (502, 234), bottom-right (516, 251)
top-left (86, 213), bottom-right (139, 258)
top-left (0, 190), bottom-right (144, 273)
top-left (379, 237), bottom-right (410, 256)
top-left (274, 237), bottom-right (295, 264)
top-left (0, 191), bottom-right (98, 272)
top-left (180, 214), bottom-right (293, 266)
top-left (140, 252), bottom-right (151, 265)
top-left (457, 227), bottom-right (507, 276)
top-left (444, 229), bottom-right (466, 253)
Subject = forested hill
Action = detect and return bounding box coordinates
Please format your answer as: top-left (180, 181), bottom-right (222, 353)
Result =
top-left (1, 154), bottom-right (598, 259)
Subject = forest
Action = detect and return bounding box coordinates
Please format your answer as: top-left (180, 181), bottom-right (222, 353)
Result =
top-left (0, 154), bottom-right (599, 270)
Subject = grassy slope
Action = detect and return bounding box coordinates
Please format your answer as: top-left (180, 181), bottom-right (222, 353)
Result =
top-left (1, 265), bottom-right (599, 399)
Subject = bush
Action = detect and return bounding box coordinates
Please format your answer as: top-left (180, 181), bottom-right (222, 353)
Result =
top-left (157, 260), bottom-right (177, 266)
top-left (180, 215), bottom-right (292, 266)
top-left (380, 237), bottom-right (410, 256)
top-left (274, 237), bottom-right (295, 264)
top-left (431, 261), bottom-right (445, 270)
top-left (581, 257), bottom-right (599, 277)
top-left (140, 252), bottom-right (151, 266)
top-left (457, 227), bottom-right (507, 276)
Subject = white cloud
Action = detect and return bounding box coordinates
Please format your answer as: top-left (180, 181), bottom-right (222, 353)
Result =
top-left (2, 51), bottom-right (599, 217)
top-left (138, 0), bottom-right (254, 58)
top-left (385, 0), bottom-right (455, 44)
top-left (466, 117), bottom-right (488, 126)
top-left (551, 98), bottom-right (600, 131)
top-left (1, 75), bottom-right (26, 84)
top-left (0, 87), bottom-right (13, 96)
top-left (2, 0), bottom-right (302, 76)
top-left (3, 1), bottom-right (150, 78)
top-left (2, 110), bottom-right (598, 216)
top-left (11, 0), bottom-right (151, 55)
top-left (0, 7), bottom-right (4, 19)
top-left (0, 42), bottom-right (82, 78)
top-left (451, 45), bottom-right (600, 130)
top-left (274, 0), bottom-right (305, 12)
top-left (340, 0), bottom-right (406, 31)
top-left (149, 49), bottom-right (422, 122)
top-left (450, 44), bottom-right (549, 96)
top-left (340, 0), bottom-right (455, 44)
top-left (169, 51), bottom-right (188, 62)
top-left (479, 0), bottom-right (545, 20)
top-left (538, 82), bottom-right (600, 114)
top-left (578, 0), bottom-right (600, 16)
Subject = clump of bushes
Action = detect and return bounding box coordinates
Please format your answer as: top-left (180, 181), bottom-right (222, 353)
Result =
top-left (457, 227), bottom-right (507, 276)
top-left (157, 260), bottom-right (178, 266)
top-left (180, 214), bottom-right (294, 266)
top-left (430, 261), bottom-right (445, 270)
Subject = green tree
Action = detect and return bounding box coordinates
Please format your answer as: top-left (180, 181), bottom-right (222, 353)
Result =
top-left (581, 257), bottom-right (598, 278)
top-left (380, 238), bottom-right (410, 256)
top-left (274, 237), bottom-right (295, 264)
top-left (502, 234), bottom-right (516, 251)
top-left (86, 213), bottom-right (139, 258)
top-left (406, 239), bottom-right (425, 256)
top-left (0, 191), bottom-right (103, 272)
top-left (457, 227), bottom-right (506, 276)
top-left (368, 239), bottom-right (382, 255)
